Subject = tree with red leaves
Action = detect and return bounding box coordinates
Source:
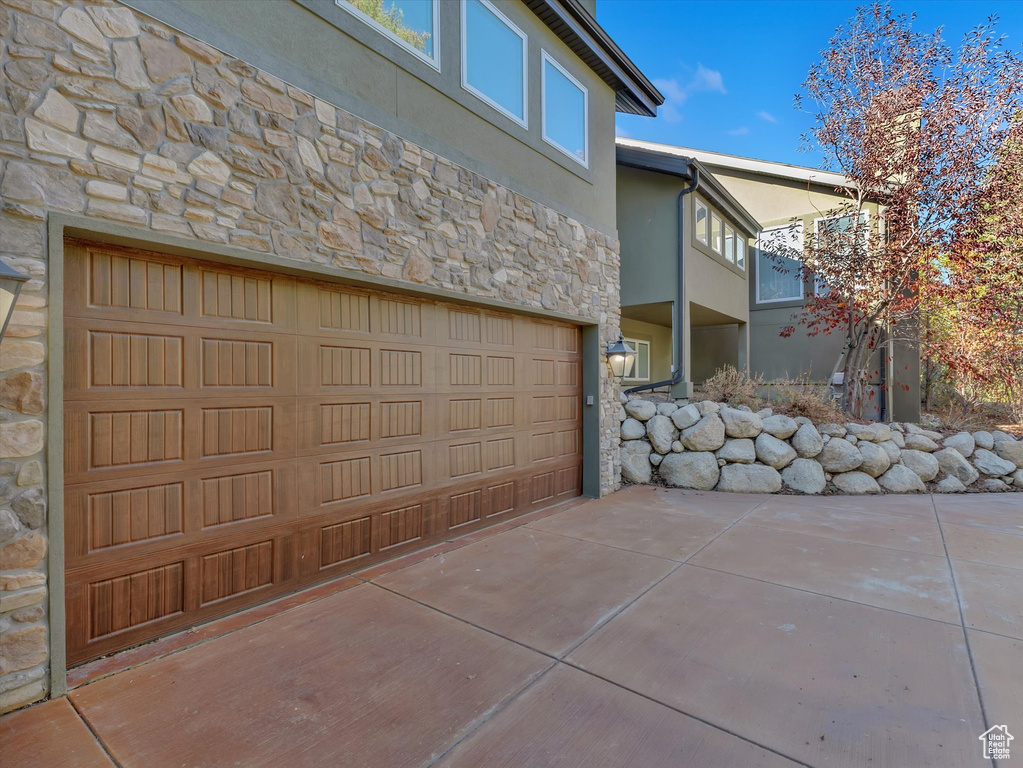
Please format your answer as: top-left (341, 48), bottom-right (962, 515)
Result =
top-left (778, 3), bottom-right (1023, 418)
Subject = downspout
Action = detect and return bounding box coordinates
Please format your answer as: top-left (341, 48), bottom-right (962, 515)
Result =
top-left (625, 164), bottom-right (700, 395)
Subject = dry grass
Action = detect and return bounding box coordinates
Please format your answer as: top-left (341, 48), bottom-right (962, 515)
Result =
top-left (763, 373), bottom-right (847, 424)
top-left (695, 365), bottom-right (763, 409)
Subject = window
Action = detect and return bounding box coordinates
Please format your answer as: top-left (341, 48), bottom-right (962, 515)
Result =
top-left (338, 0), bottom-right (438, 67)
top-left (724, 225), bottom-right (735, 263)
top-left (623, 338), bottom-right (650, 381)
top-left (461, 0), bottom-right (527, 126)
top-left (710, 213), bottom-right (722, 254)
top-left (736, 236), bottom-right (745, 270)
top-left (694, 199), bottom-right (708, 244)
top-left (541, 52), bottom-right (588, 166)
top-left (756, 223), bottom-right (804, 303)
top-left (814, 211), bottom-right (868, 295)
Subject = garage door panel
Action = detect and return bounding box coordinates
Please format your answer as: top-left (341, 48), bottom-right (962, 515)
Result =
top-left (65, 241), bottom-right (582, 665)
top-left (64, 399), bottom-right (298, 483)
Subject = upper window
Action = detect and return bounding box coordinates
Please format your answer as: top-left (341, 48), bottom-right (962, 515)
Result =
top-left (710, 213), bottom-right (722, 254)
top-left (623, 338), bottom-right (650, 381)
top-left (694, 199), bottom-right (708, 245)
top-left (814, 211), bottom-right (868, 295)
top-left (462, 0), bottom-right (527, 126)
top-left (338, 0), bottom-right (438, 67)
top-left (757, 223), bottom-right (804, 303)
top-left (736, 235), bottom-right (745, 270)
top-left (724, 225), bottom-right (736, 263)
top-left (541, 52), bottom-right (588, 166)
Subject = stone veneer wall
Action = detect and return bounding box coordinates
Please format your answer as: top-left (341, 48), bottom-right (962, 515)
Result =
top-left (0, 0), bottom-right (624, 712)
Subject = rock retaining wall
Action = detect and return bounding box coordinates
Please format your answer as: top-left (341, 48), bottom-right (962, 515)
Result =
top-left (619, 396), bottom-right (1023, 495)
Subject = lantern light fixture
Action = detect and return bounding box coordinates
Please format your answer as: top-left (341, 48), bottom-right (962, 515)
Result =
top-left (605, 335), bottom-right (636, 381)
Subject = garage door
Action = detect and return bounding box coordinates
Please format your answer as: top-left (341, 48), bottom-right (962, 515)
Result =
top-left (63, 241), bottom-right (583, 665)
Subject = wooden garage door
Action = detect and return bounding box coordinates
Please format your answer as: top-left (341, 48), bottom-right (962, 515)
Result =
top-left (63, 241), bottom-right (582, 665)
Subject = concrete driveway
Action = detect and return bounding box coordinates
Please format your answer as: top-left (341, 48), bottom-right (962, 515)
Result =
top-left (3, 486), bottom-right (1021, 767)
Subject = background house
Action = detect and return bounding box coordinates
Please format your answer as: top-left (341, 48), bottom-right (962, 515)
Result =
top-left (0, 0), bottom-right (660, 710)
top-left (616, 139), bottom-right (921, 422)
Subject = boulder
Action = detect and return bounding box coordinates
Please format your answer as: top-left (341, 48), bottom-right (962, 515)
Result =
top-left (972, 448), bottom-right (1016, 477)
top-left (899, 450), bottom-right (939, 482)
top-left (716, 463), bottom-right (782, 493)
top-left (904, 434), bottom-right (939, 452)
top-left (680, 414), bottom-right (726, 452)
top-left (698, 400), bottom-right (720, 415)
top-left (781, 459), bottom-right (827, 494)
top-left (719, 407), bottom-right (763, 438)
top-left (791, 423), bottom-right (824, 458)
top-left (832, 471), bottom-right (880, 494)
top-left (817, 438), bottom-right (864, 473)
top-left (754, 433), bottom-right (797, 469)
top-left (717, 439), bottom-right (756, 464)
top-left (935, 476), bottom-right (966, 493)
top-left (971, 431), bottom-right (995, 450)
top-left (847, 423), bottom-right (891, 443)
top-left (621, 418), bottom-right (646, 441)
top-left (649, 453), bottom-right (663, 467)
top-left (982, 478), bottom-right (1009, 492)
top-left (671, 440), bottom-right (684, 453)
top-left (994, 440), bottom-right (1023, 469)
top-left (659, 451), bottom-right (720, 491)
top-left (617, 406), bottom-right (627, 423)
top-left (845, 435), bottom-right (859, 444)
top-left (756, 408), bottom-right (774, 418)
top-left (889, 430), bottom-right (906, 448)
top-left (624, 399), bottom-right (657, 422)
top-left (934, 448), bottom-right (980, 486)
top-left (906, 424), bottom-right (943, 440)
top-left (992, 430), bottom-right (1016, 444)
top-left (656, 402), bottom-right (679, 417)
top-left (857, 441), bottom-right (891, 478)
top-left (670, 404), bottom-right (701, 430)
top-left (645, 415), bottom-right (675, 455)
top-left (620, 441), bottom-right (653, 484)
top-left (793, 416), bottom-right (812, 427)
top-left (761, 414), bottom-right (799, 439)
top-left (818, 423), bottom-right (847, 437)
top-left (943, 432), bottom-right (976, 459)
top-left (1012, 468), bottom-right (1023, 489)
top-left (877, 440), bottom-right (902, 464)
top-left (878, 465), bottom-right (925, 493)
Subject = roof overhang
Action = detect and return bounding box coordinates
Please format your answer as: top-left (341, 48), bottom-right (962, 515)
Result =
top-left (523, 0), bottom-right (663, 117)
top-left (616, 137), bottom-right (852, 189)
top-left (616, 144), bottom-right (761, 237)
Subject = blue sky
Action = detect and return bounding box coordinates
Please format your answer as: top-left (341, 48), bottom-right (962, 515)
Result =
top-left (600, 1), bottom-right (1023, 169)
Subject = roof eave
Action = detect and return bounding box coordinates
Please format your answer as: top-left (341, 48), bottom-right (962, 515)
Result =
top-left (522, 0), bottom-right (663, 117)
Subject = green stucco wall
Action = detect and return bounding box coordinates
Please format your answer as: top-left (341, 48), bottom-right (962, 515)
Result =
top-left (125, 0), bottom-right (620, 233)
top-left (621, 317), bottom-right (673, 383)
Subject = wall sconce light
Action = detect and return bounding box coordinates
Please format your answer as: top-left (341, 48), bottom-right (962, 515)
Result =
top-left (605, 335), bottom-right (636, 381)
top-left (0, 262), bottom-right (30, 343)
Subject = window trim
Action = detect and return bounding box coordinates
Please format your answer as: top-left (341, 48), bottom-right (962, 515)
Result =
top-left (755, 222), bottom-right (805, 305)
top-left (540, 50), bottom-right (589, 168)
top-left (694, 199), bottom-right (709, 245)
top-left (622, 337), bottom-right (650, 382)
top-left (812, 210), bottom-right (869, 296)
top-left (460, 0), bottom-right (528, 128)
top-left (710, 213), bottom-right (723, 254)
top-left (337, 0), bottom-right (441, 71)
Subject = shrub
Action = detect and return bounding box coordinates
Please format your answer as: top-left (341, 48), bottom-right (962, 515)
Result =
top-left (766, 372), bottom-right (847, 423)
top-left (697, 365), bottom-right (763, 409)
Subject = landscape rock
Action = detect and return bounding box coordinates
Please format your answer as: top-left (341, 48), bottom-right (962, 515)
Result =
top-left (878, 465), bottom-right (925, 493)
top-left (972, 431), bottom-right (995, 450)
top-left (983, 478), bottom-right (1009, 492)
top-left (670, 404), bottom-right (701, 430)
top-left (831, 471), bottom-right (880, 494)
top-left (671, 441), bottom-right (684, 453)
top-left (906, 424), bottom-right (943, 440)
top-left (781, 459), bottom-right (826, 494)
top-left (620, 441), bottom-right (653, 484)
top-left (889, 430), bottom-right (906, 448)
top-left (816, 438), bottom-right (863, 473)
top-left (720, 407), bottom-right (763, 438)
top-left (847, 422), bottom-right (891, 443)
top-left (716, 463), bottom-right (782, 493)
top-left (899, 450), bottom-right (939, 481)
top-left (645, 415), bottom-right (675, 455)
top-left (992, 430), bottom-right (1016, 444)
top-left (935, 476), bottom-right (967, 493)
top-left (943, 432), bottom-right (976, 458)
top-left (791, 423), bottom-right (824, 458)
top-left (934, 448), bottom-right (980, 486)
top-left (818, 423), bottom-right (847, 437)
top-left (877, 440), bottom-right (902, 464)
top-left (754, 433), bottom-right (797, 469)
top-left (697, 400), bottom-right (720, 415)
top-left (857, 441), bottom-right (891, 478)
top-left (761, 414), bottom-right (798, 439)
top-left (624, 399), bottom-right (657, 422)
top-left (717, 439), bottom-right (756, 464)
top-left (659, 452), bottom-right (719, 491)
top-left (904, 434), bottom-right (939, 452)
top-left (620, 418), bottom-right (645, 441)
top-left (680, 414), bottom-right (726, 452)
top-left (656, 402), bottom-right (679, 417)
top-left (994, 440), bottom-right (1023, 469)
top-left (649, 453), bottom-right (663, 467)
top-left (972, 449), bottom-right (1016, 477)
